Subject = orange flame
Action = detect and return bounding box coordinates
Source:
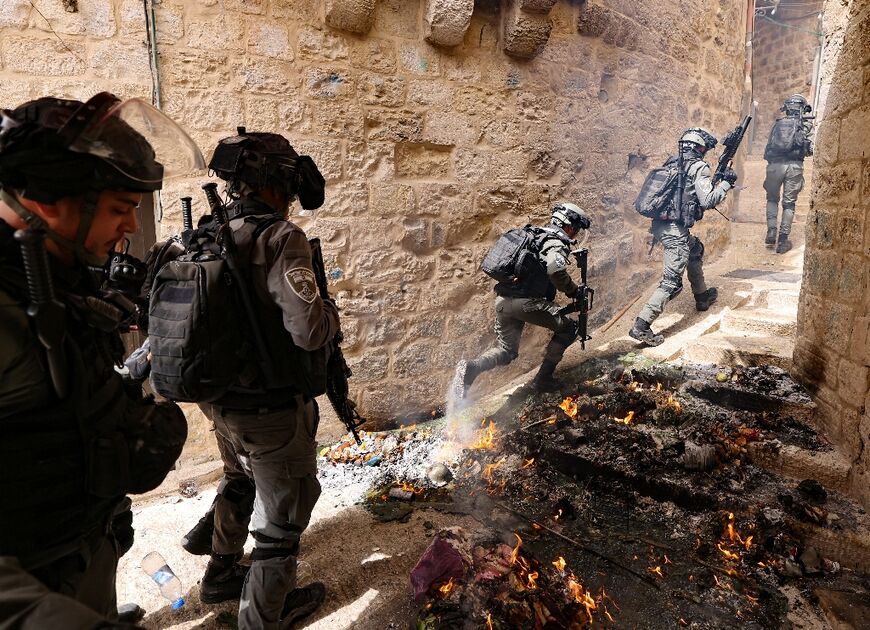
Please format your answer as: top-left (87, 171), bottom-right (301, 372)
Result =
top-left (559, 397), bottom-right (579, 419)
top-left (397, 480), bottom-right (421, 494)
top-left (613, 410), bottom-right (636, 425)
top-left (553, 556), bottom-right (566, 572)
top-left (486, 613), bottom-right (493, 630)
top-left (438, 577), bottom-right (455, 597)
top-left (648, 565), bottom-right (664, 578)
top-left (656, 382), bottom-right (663, 391)
top-left (553, 508), bottom-right (563, 521)
top-left (629, 381), bottom-right (640, 391)
top-left (567, 575), bottom-right (598, 622)
top-left (664, 554), bottom-right (672, 565)
top-left (522, 458), bottom-right (535, 469)
top-left (471, 420), bottom-right (497, 449)
top-left (717, 543), bottom-right (740, 561)
top-left (510, 533), bottom-right (522, 564)
top-left (665, 394), bottom-right (682, 412)
top-left (526, 571), bottom-right (539, 589)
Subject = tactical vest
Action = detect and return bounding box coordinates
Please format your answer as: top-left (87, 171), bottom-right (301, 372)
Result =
top-left (494, 226), bottom-right (567, 300)
top-left (0, 224), bottom-right (184, 568)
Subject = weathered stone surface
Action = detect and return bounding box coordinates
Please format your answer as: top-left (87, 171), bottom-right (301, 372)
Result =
top-left (248, 22), bottom-right (293, 60)
top-left (424, 0), bottom-right (474, 48)
top-left (90, 40), bottom-right (150, 79)
top-left (503, 4), bottom-right (553, 59)
top-left (29, 0), bottom-right (115, 38)
top-left (1, 34), bottom-right (86, 76)
top-left (0, 0), bottom-right (30, 29)
top-left (359, 73), bottom-right (406, 107)
top-left (395, 143), bottom-right (453, 179)
top-left (325, 0), bottom-right (375, 34)
top-left (298, 26), bottom-right (349, 61)
top-left (519, 0), bottom-right (557, 14)
top-left (304, 67), bottom-right (355, 99)
top-left (186, 14), bottom-right (245, 52)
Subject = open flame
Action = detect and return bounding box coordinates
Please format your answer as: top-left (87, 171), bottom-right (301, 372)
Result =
top-left (613, 410), bottom-right (636, 425)
top-left (717, 542), bottom-right (740, 561)
top-left (396, 480), bottom-right (422, 494)
top-left (510, 533), bottom-right (522, 564)
top-left (566, 575), bottom-right (598, 622)
top-left (648, 565), bottom-right (664, 578)
top-left (526, 570), bottom-right (539, 589)
top-left (665, 394), bottom-right (682, 412)
top-left (559, 397), bottom-right (579, 419)
top-left (522, 457), bottom-right (535, 469)
top-left (486, 613), bottom-right (493, 630)
top-left (438, 577), bottom-right (455, 597)
top-left (471, 420), bottom-right (497, 449)
top-left (553, 556), bottom-right (566, 572)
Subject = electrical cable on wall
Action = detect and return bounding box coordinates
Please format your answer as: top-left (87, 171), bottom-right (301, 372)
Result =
top-left (143, 0), bottom-right (165, 220)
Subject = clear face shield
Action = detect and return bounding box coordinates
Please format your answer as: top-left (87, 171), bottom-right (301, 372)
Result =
top-left (64, 95), bottom-right (206, 187)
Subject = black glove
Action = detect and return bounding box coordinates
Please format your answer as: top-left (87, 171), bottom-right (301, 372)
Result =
top-left (722, 168), bottom-right (738, 186)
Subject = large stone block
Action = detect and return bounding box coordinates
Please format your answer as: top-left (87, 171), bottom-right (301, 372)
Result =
top-left (423, 111), bottom-right (479, 145)
top-left (350, 38), bottom-right (398, 74)
top-left (1, 34), bottom-right (86, 76)
top-left (398, 43), bottom-right (442, 76)
top-left (359, 73), bottom-right (406, 107)
top-left (248, 21), bottom-right (293, 60)
top-left (304, 67), bottom-right (355, 99)
top-left (365, 109), bottom-right (423, 142)
top-left (346, 349), bottom-right (390, 382)
top-left (325, 0), bottom-right (375, 34)
top-left (0, 0), bottom-right (30, 29)
top-left (161, 50), bottom-right (231, 88)
top-left (297, 26), bottom-right (349, 61)
top-left (225, 0), bottom-right (265, 15)
top-left (373, 0), bottom-right (420, 38)
top-left (345, 141), bottom-right (395, 180)
top-left (29, 0), bottom-right (115, 38)
top-left (90, 40), bottom-right (150, 80)
top-left (395, 143), bottom-right (453, 179)
top-left (519, 0), bottom-right (557, 13)
top-left (186, 14), bottom-right (245, 52)
top-left (293, 139), bottom-right (344, 182)
top-left (503, 3), bottom-right (553, 59)
top-left (837, 358), bottom-right (869, 410)
top-left (237, 57), bottom-right (295, 94)
top-left (369, 183), bottom-right (416, 217)
top-left (424, 0), bottom-right (474, 48)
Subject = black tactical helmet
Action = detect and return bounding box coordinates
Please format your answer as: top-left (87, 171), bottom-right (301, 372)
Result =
top-left (782, 94), bottom-right (811, 116)
top-left (0, 93), bottom-right (203, 264)
top-left (208, 128), bottom-right (325, 211)
top-left (679, 127), bottom-right (718, 152)
top-left (551, 202), bottom-right (591, 231)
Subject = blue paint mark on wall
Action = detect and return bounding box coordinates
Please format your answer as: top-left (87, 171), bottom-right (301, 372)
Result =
top-left (329, 268), bottom-right (344, 281)
top-left (507, 71), bottom-right (520, 88)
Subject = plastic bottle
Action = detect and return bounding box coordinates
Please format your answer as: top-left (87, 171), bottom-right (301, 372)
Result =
top-left (141, 552), bottom-right (185, 610)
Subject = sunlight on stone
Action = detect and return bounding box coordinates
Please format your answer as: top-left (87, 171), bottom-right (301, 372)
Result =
top-left (303, 589), bottom-right (380, 630)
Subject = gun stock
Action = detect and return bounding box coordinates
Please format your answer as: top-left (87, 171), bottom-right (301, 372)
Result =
top-left (309, 238), bottom-right (365, 445)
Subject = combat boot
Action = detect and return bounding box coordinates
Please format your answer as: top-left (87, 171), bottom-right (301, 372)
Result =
top-left (775, 234), bottom-right (792, 254)
top-left (281, 582), bottom-right (326, 626)
top-left (694, 287), bottom-right (718, 312)
top-left (181, 508), bottom-right (215, 556)
top-left (628, 318), bottom-right (664, 347)
top-left (765, 227), bottom-right (777, 245)
top-left (452, 359), bottom-right (482, 399)
top-left (200, 553), bottom-right (249, 604)
top-left (531, 361), bottom-right (561, 392)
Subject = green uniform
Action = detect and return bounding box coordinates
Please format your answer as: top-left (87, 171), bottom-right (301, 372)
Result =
top-left (638, 159), bottom-right (731, 325)
top-left (763, 118), bottom-right (813, 237)
top-left (471, 226), bottom-right (578, 380)
top-left (0, 219), bottom-right (186, 627)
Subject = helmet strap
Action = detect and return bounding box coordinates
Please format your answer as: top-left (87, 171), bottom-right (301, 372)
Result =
top-left (1, 187), bottom-right (107, 266)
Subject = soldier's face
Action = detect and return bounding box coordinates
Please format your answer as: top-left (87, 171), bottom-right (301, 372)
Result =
top-left (46, 191), bottom-right (142, 260)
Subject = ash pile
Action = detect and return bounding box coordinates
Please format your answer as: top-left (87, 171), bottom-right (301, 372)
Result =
top-left (395, 359), bottom-right (870, 629)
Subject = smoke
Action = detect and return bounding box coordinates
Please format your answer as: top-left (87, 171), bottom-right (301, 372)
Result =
top-left (437, 360), bottom-right (483, 462)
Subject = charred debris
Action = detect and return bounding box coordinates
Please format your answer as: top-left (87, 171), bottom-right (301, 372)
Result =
top-left (321, 358), bottom-right (869, 629)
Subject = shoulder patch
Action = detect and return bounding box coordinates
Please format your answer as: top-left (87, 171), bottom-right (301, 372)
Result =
top-left (285, 267), bottom-right (318, 303)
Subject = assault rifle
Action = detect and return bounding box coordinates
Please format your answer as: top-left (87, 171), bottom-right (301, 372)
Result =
top-left (14, 228), bottom-right (68, 398)
top-left (713, 115), bottom-right (751, 186)
top-left (202, 182), bottom-right (276, 385)
top-left (558, 248), bottom-right (594, 350)
top-left (309, 238), bottom-right (365, 445)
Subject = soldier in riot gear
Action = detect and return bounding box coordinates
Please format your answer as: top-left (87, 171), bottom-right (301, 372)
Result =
top-left (763, 94), bottom-right (814, 253)
top-left (453, 202), bottom-right (592, 395)
top-left (630, 127), bottom-right (736, 347)
top-left (171, 130), bottom-right (337, 628)
top-left (0, 93), bottom-right (200, 626)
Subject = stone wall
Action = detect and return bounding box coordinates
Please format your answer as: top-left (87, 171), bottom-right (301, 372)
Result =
top-left (0, 0), bottom-right (748, 421)
top-left (793, 0), bottom-right (870, 508)
top-left (749, 0), bottom-right (824, 154)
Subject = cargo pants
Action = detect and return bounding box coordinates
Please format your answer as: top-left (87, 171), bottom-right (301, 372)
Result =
top-left (763, 161), bottom-right (804, 236)
top-left (200, 396), bottom-right (322, 630)
top-left (472, 295), bottom-right (577, 374)
top-left (638, 220), bottom-right (707, 325)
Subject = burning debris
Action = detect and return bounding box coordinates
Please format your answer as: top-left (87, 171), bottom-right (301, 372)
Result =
top-left (406, 357), bottom-right (869, 628)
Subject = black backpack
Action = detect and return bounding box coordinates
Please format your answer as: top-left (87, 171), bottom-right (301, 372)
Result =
top-left (635, 160), bottom-right (680, 220)
top-left (481, 226), bottom-right (545, 284)
top-left (764, 117), bottom-right (805, 160)
top-left (147, 218), bottom-right (279, 403)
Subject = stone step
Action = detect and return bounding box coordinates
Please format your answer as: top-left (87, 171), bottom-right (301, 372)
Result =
top-left (750, 289), bottom-right (801, 311)
top-left (720, 308), bottom-right (797, 337)
top-left (681, 332), bottom-right (794, 369)
top-left (747, 442), bottom-right (851, 494)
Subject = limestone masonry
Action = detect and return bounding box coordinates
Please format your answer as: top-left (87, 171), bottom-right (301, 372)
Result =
top-left (0, 0), bottom-right (747, 418)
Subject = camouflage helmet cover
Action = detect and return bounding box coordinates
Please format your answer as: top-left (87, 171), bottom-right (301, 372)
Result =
top-left (782, 94), bottom-right (811, 115)
top-left (679, 127), bottom-right (718, 150)
top-left (551, 202), bottom-right (591, 231)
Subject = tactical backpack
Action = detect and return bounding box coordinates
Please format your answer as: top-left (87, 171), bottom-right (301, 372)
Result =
top-left (635, 161), bottom-right (680, 220)
top-left (764, 117), bottom-right (805, 160)
top-left (481, 226), bottom-right (545, 284)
